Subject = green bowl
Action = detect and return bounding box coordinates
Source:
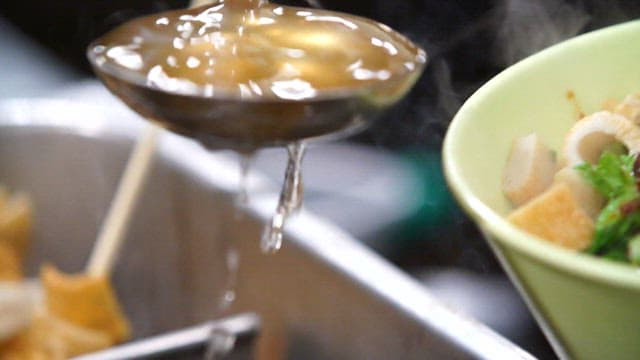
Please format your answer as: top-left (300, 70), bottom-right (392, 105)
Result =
top-left (444, 20), bottom-right (640, 360)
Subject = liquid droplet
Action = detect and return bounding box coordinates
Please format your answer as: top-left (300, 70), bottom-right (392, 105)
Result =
top-left (218, 248), bottom-right (240, 311)
top-left (204, 326), bottom-right (237, 360)
top-left (235, 150), bottom-right (255, 210)
top-left (261, 142), bottom-right (306, 253)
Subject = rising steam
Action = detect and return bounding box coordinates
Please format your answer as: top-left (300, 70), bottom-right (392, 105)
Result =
top-left (493, 0), bottom-right (590, 66)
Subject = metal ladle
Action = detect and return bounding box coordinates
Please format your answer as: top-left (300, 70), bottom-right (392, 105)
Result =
top-left (86, 2), bottom-right (427, 150)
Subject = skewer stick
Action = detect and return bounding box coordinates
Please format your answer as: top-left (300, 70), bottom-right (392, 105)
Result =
top-left (87, 0), bottom-right (199, 278)
top-left (86, 125), bottom-right (161, 277)
top-left (87, 0), bottom-right (201, 278)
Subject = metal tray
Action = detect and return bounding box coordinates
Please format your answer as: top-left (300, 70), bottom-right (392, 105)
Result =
top-left (0, 98), bottom-right (532, 359)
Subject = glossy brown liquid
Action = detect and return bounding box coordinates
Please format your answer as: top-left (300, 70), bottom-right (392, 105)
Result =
top-left (92, 0), bottom-right (425, 100)
top-left (88, 0), bottom-right (426, 147)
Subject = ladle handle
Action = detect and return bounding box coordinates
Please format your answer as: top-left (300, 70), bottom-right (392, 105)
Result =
top-left (86, 125), bottom-right (160, 277)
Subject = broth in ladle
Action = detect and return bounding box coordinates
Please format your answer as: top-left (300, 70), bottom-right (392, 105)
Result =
top-left (88, 0), bottom-right (426, 253)
top-left (91, 0), bottom-right (425, 101)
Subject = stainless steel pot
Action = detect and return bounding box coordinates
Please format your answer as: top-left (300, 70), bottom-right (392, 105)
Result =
top-left (0, 98), bottom-right (531, 359)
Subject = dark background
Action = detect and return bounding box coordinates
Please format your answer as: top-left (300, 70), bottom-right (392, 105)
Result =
top-left (2, 1), bottom-right (640, 358)
top-left (3, 0), bottom-right (640, 148)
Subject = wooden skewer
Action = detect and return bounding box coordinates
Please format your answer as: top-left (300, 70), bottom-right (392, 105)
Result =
top-left (88, 0), bottom-right (204, 277)
top-left (86, 125), bottom-right (161, 277)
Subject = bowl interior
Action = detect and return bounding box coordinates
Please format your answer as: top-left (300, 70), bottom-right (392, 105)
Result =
top-left (444, 20), bottom-right (640, 287)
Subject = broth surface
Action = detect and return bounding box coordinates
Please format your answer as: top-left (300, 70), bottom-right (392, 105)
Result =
top-left (91, 0), bottom-right (426, 100)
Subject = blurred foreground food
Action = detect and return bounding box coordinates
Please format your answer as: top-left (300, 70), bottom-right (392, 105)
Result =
top-left (0, 185), bottom-right (131, 359)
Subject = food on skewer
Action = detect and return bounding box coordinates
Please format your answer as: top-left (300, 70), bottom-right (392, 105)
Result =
top-left (1, 111), bottom-right (158, 359)
top-left (0, 184), bottom-right (132, 359)
top-left (42, 265), bottom-right (130, 344)
top-left (2, 268), bottom-right (127, 359)
top-left (1, 311), bottom-right (112, 359)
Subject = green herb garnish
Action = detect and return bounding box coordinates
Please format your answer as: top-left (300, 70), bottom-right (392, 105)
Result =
top-left (576, 151), bottom-right (636, 199)
top-left (576, 151), bottom-right (640, 261)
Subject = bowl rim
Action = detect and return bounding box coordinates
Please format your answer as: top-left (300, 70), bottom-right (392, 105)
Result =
top-left (443, 19), bottom-right (640, 290)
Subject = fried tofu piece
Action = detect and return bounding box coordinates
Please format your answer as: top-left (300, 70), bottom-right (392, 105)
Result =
top-left (508, 182), bottom-right (594, 250)
top-left (41, 265), bottom-right (130, 344)
top-left (0, 193), bottom-right (33, 260)
top-left (502, 133), bottom-right (557, 207)
top-left (1, 311), bottom-right (111, 359)
top-left (0, 243), bottom-right (22, 281)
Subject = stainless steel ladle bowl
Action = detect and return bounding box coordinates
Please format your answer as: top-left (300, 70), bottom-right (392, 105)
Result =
top-left (86, 2), bottom-right (426, 149)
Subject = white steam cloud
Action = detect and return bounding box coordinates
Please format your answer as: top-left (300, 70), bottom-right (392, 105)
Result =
top-left (493, 0), bottom-right (590, 66)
